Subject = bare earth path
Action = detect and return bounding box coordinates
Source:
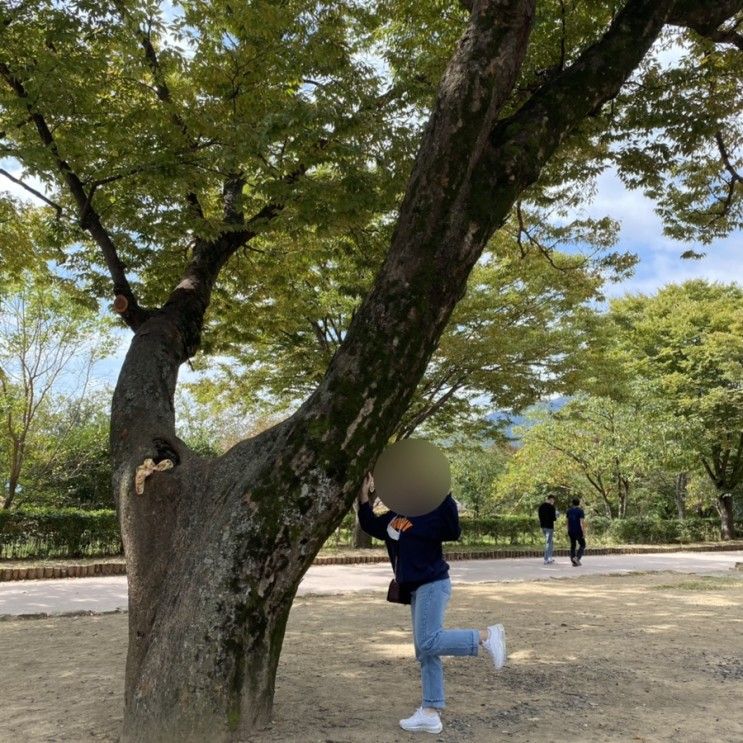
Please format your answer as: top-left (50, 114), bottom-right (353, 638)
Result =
top-left (1, 570), bottom-right (742, 742)
top-left (1, 550), bottom-right (742, 616)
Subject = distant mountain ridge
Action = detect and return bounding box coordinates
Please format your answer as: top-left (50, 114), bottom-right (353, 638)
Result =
top-left (487, 396), bottom-right (570, 443)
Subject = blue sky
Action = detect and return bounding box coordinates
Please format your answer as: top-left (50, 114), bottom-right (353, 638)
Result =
top-left (588, 170), bottom-right (742, 298)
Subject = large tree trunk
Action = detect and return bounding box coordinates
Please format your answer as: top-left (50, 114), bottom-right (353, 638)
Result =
top-left (701, 448), bottom-right (741, 541)
top-left (112, 315), bottom-right (354, 741)
top-left (616, 470), bottom-right (629, 519)
top-left (111, 1), bottom-right (684, 739)
top-left (352, 520), bottom-right (373, 548)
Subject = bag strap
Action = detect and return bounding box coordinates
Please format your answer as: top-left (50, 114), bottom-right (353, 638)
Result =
top-left (390, 513), bottom-right (401, 582)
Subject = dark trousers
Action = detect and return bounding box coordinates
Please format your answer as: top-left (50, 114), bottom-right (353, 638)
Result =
top-left (569, 533), bottom-right (586, 561)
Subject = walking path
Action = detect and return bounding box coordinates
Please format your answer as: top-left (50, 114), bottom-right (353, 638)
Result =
top-left (1, 550), bottom-right (741, 618)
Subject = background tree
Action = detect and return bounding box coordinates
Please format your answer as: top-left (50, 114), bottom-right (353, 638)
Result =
top-left (1, 0), bottom-right (741, 739)
top-left (20, 390), bottom-right (113, 509)
top-left (450, 444), bottom-right (508, 523)
top-left (498, 395), bottom-right (658, 518)
top-left (496, 385), bottom-right (700, 518)
top-left (606, 281), bottom-right (743, 537)
top-left (0, 272), bottom-right (113, 509)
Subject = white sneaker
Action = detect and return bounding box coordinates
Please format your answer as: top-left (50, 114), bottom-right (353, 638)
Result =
top-left (481, 624), bottom-right (507, 670)
top-left (399, 707), bottom-right (443, 734)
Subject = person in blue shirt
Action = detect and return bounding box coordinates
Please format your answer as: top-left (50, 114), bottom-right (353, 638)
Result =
top-left (357, 472), bottom-right (506, 735)
top-left (565, 497), bottom-right (587, 566)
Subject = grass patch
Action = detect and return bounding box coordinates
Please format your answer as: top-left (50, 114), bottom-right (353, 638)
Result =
top-left (651, 575), bottom-right (743, 591)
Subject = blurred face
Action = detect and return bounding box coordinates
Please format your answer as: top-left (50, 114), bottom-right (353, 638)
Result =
top-left (373, 439), bottom-right (451, 517)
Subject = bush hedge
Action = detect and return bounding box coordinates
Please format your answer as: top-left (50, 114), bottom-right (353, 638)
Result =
top-left (580, 516), bottom-right (742, 544)
top-left (331, 511), bottom-right (739, 547)
top-left (459, 515), bottom-right (541, 544)
top-left (1, 508), bottom-right (740, 561)
top-left (462, 515), bottom-right (743, 545)
top-left (0, 508), bottom-right (122, 560)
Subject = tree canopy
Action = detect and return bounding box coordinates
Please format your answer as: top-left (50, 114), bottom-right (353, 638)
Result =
top-left (1, 1), bottom-right (740, 335)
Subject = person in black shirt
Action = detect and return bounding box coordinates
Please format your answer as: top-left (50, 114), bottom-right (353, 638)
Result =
top-left (565, 497), bottom-right (586, 566)
top-left (537, 495), bottom-right (557, 564)
top-left (357, 472), bottom-right (506, 735)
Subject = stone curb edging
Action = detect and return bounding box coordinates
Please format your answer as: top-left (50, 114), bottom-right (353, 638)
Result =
top-left (0, 562), bottom-right (127, 582)
top-left (313, 542), bottom-right (743, 565)
top-left (1, 542), bottom-right (742, 582)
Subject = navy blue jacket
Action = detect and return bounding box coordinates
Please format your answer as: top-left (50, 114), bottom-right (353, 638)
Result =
top-left (357, 494), bottom-right (461, 588)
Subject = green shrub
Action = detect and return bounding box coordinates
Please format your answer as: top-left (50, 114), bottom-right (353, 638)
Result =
top-left (584, 516), bottom-right (731, 545)
top-left (0, 508), bottom-right (122, 559)
top-left (328, 510), bottom-right (740, 549)
top-left (459, 515), bottom-right (542, 545)
top-left (2, 507), bottom-right (740, 561)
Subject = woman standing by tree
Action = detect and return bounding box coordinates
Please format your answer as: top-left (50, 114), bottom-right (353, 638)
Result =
top-left (357, 472), bottom-right (506, 734)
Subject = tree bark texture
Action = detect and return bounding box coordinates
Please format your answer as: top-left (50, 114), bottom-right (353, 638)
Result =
top-left (674, 472), bottom-right (688, 519)
top-left (108, 1), bottom-right (738, 740)
top-left (716, 492), bottom-right (737, 540)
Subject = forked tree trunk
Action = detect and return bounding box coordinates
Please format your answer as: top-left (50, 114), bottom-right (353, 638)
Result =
top-left (111, 2), bottom-right (679, 739)
top-left (702, 450), bottom-right (740, 542)
top-left (113, 317), bottom-right (359, 741)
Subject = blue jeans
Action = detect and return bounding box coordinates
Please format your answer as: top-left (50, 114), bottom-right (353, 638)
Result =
top-left (542, 528), bottom-right (554, 561)
top-left (409, 577), bottom-right (479, 709)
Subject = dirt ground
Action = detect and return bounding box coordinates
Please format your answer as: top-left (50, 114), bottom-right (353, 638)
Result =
top-left (1, 572), bottom-right (742, 743)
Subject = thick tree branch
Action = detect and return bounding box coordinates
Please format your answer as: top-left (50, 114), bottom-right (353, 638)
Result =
top-left (222, 174), bottom-right (246, 226)
top-left (289, 0), bottom-right (670, 468)
top-left (668, 0), bottom-right (743, 43)
top-left (396, 379), bottom-right (466, 439)
top-left (159, 158), bottom-right (311, 359)
top-left (699, 24), bottom-right (743, 49)
top-left (159, 71), bottom-right (403, 353)
top-left (706, 91), bottom-right (741, 226)
top-left (139, 29), bottom-right (205, 220)
top-left (0, 61), bottom-right (150, 330)
top-left (716, 130), bottom-right (743, 184)
top-left (0, 167), bottom-right (63, 217)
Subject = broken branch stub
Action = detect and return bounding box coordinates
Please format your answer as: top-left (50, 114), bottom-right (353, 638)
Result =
top-left (113, 295), bottom-right (129, 313)
top-left (135, 458), bottom-right (175, 495)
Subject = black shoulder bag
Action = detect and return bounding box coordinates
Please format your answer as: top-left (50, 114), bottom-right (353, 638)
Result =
top-left (386, 547), bottom-right (411, 605)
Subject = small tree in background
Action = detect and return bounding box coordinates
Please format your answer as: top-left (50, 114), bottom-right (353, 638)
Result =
top-left (0, 272), bottom-right (114, 509)
top-left (17, 390), bottom-right (113, 509)
top-left (450, 445), bottom-right (508, 528)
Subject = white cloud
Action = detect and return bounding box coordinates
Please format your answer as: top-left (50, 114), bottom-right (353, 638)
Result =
top-left (586, 169), bottom-right (743, 297)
